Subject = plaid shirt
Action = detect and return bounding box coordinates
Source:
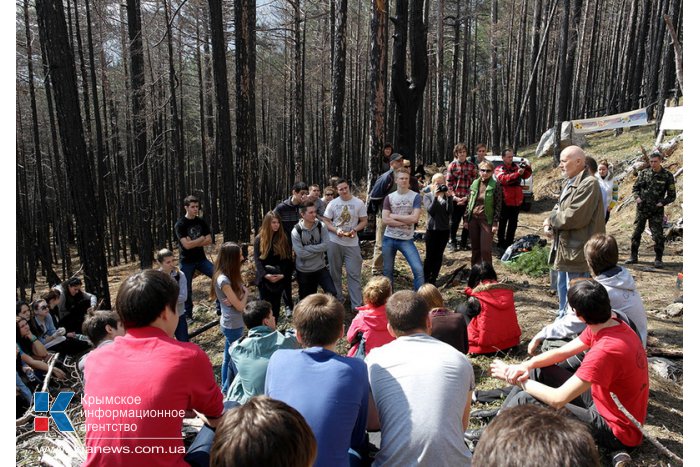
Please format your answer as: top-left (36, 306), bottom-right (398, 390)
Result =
top-left (446, 159), bottom-right (477, 198)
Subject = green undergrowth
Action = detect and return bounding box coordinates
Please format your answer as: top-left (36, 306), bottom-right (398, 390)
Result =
top-left (501, 245), bottom-right (550, 278)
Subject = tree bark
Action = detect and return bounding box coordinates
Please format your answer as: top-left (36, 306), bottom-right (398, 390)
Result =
top-left (208, 0), bottom-right (235, 241)
top-left (391, 0), bottom-right (428, 164)
top-left (35, 0), bottom-right (111, 306)
top-left (329, 0), bottom-right (348, 177)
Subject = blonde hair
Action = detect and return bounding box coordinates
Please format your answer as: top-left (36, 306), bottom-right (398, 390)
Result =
top-left (479, 160), bottom-right (495, 171)
top-left (417, 283), bottom-right (445, 309)
top-left (362, 277), bottom-right (392, 307)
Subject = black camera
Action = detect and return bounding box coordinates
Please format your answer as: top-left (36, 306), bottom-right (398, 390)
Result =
top-left (437, 184), bottom-right (449, 193)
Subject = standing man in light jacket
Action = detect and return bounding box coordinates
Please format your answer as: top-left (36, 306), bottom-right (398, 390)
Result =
top-left (291, 201), bottom-right (337, 300)
top-left (543, 146), bottom-right (605, 316)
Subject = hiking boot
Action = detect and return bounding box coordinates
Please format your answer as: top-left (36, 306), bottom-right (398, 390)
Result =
top-left (448, 242), bottom-right (458, 252)
top-left (612, 450), bottom-right (633, 467)
top-left (624, 257), bottom-right (638, 265)
top-left (654, 260), bottom-right (663, 269)
top-left (470, 408), bottom-right (499, 420)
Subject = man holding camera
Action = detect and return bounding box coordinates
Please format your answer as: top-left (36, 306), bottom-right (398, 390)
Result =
top-left (423, 173), bottom-right (454, 284)
top-left (495, 148), bottom-right (532, 251)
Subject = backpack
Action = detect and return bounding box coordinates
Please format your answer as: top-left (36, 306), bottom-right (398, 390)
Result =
top-left (501, 234), bottom-right (546, 262)
top-left (349, 331), bottom-right (367, 360)
top-left (293, 222), bottom-right (323, 244)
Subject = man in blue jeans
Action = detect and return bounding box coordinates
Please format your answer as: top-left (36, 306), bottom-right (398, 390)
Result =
top-left (174, 195), bottom-right (214, 321)
top-left (382, 168), bottom-right (424, 290)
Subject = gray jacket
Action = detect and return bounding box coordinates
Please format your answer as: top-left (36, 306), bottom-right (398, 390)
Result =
top-left (291, 219), bottom-right (330, 273)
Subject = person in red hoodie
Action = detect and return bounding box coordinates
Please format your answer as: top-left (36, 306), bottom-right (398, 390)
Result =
top-left (463, 262), bottom-right (521, 354)
top-left (346, 277), bottom-right (395, 357)
top-left (494, 148), bottom-right (532, 251)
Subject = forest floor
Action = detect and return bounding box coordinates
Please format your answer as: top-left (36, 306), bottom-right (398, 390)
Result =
top-left (17, 126), bottom-right (683, 466)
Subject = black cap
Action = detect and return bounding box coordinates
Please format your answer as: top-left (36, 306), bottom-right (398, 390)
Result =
top-left (389, 153), bottom-right (404, 162)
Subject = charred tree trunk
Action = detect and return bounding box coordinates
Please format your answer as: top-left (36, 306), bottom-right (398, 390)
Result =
top-left (24, 0), bottom-right (60, 285)
top-left (35, 0), bottom-right (111, 306)
top-left (126, 0), bottom-right (153, 268)
top-left (391, 0), bottom-right (428, 164)
top-left (329, 0), bottom-right (348, 177)
top-left (233, 0), bottom-right (258, 238)
top-left (208, 0), bottom-right (235, 241)
top-left (489, 0), bottom-right (500, 154)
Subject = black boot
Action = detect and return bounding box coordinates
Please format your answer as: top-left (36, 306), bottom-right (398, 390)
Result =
top-left (624, 243), bottom-right (639, 264)
top-left (654, 246), bottom-right (664, 268)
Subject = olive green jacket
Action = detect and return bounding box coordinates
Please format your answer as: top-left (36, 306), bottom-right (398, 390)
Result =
top-left (548, 169), bottom-right (606, 273)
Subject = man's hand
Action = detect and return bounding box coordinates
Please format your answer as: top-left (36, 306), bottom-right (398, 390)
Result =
top-left (636, 198), bottom-right (642, 204)
top-left (490, 359), bottom-right (529, 384)
top-left (491, 224), bottom-right (498, 235)
top-left (518, 168), bottom-right (525, 175)
top-left (527, 337), bottom-right (542, 356)
top-left (52, 367), bottom-right (67, 380)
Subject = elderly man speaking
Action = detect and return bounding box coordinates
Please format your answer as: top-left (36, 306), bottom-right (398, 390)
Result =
top-left (543, 145), bottom-right (605, 316)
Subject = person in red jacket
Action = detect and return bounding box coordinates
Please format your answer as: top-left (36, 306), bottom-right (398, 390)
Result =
top-left (494, 148), bottom-right (532, 251)
top-left (346, 276), bottom-right (395, 357)
top-left (463, 262), bottom-right (521, 354)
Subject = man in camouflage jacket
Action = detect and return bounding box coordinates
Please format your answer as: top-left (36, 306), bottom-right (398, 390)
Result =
top-left (626, 151), bottom-right (676, 268)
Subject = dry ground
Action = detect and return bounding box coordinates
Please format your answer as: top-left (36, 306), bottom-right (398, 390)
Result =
top-left (17, 127), bottom-right (682, 466)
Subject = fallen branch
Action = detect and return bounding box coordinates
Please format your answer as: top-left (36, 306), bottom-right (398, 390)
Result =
top-left (611, 393), bottom-right (683, 464)
top-left (647, 347), bottom-right (683, 359)
top-left (439, 263), bottom-right (470, 290)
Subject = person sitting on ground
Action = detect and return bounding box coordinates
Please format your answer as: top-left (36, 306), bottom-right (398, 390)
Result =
top-left (78, 309), bottom-right (125, 374)
top-left (487, 280), bottom-right (649, 454)
top-left (527, 234), bottom-right (647, 359)
top-left (346, 276), bottom-right (395, 358)
top-left (210, 395), bottom-right (317, 467)
top-left (157, 248), bottom-right (189, 341)
top-left (365, 290), bottom-right (475, 466)
top-left (31, 298), bottom-right (90, 355)
top-left (83, 269), bottom-right (224, 467)
top-left (472, 404), bottom-right (599, 467)
top-left (226, 300), bottom-right (298, 404)
top-left (16, 316), bottom-right (66, 381)
top-left (417, 283), bottom-right (468, 353)
top-left (41, 289), bottom-right (63, 329)
top-left (463, 262), bottom-right (521, 355)
top-left (265, 294), bottom-right (369, 467)
top-left (52, 277), bottom-right (98, 333)
top-left (16, 344), bottom-right (37, 417)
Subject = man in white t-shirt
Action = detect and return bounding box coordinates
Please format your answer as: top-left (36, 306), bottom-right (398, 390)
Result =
top-left (323, 179), bottom-right (368, 310)
top-left (366, 290), bottom-right (475, 466)
top-left (382, 168), bottom-right (424, 290)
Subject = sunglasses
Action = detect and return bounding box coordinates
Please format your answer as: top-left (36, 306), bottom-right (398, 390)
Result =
top-left (480, 169), bottom-right (493, 173)
top-left (40, 305), bottom-right (49, 310)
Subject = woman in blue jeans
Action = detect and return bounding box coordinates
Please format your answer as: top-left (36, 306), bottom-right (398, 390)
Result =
top-left (211, 243), bottom-right (249, 393)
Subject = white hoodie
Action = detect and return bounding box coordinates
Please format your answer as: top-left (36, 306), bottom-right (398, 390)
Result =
top-left (595, 266), bottom-right (647, 347)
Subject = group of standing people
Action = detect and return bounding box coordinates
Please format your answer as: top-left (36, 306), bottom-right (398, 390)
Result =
top-left (369, 142), bottom-right (532, 290)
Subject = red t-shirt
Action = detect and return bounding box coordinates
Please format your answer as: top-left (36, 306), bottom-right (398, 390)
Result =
top-left (83, 327), bottom-right (224, 467)
top-left (576, 319), bottom-right (649, 447)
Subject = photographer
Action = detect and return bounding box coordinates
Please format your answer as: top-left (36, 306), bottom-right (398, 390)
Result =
top-left (494, 148), bottom-right (532, 251)
top-left (423, 173), bottom-right (454, 284)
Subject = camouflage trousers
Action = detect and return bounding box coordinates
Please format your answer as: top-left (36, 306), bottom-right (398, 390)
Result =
top-left (631, 207), bottom-right (664, 257)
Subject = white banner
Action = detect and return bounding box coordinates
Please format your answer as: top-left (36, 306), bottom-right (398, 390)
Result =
top-left (659, 106), bottom-right (683, 130)
top-left (571, 108), bottom-right (651, 133)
